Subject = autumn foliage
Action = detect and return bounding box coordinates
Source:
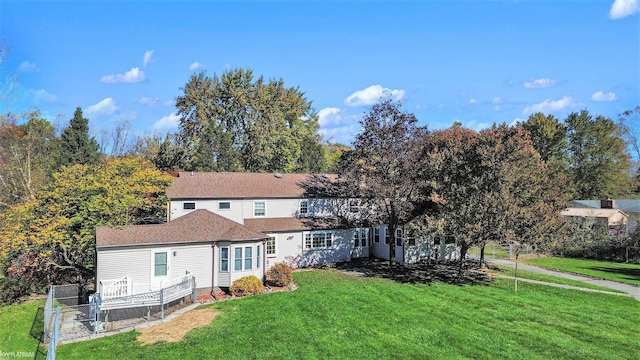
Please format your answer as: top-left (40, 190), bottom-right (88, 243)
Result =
top-left (0, 156), bottom-right (173, 297)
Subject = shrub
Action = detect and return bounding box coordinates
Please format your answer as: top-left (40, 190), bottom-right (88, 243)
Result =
top-left (0, 276), bottom-right (29, 305)
top-left (267, 262), bottom-right (293, 287)
top-left (230, 275), bottom-right (265, 296)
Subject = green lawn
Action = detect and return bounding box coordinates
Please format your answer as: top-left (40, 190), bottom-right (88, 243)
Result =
top-left (493, 265), bottom-right (625, 293)
top-left (54, 270), bottom-right (640, 359)
top-left (523, 257), bottom-right (640, 286)
top-left (0, 300), bottom-right (42, 355)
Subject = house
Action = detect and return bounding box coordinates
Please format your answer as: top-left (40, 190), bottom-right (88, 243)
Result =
top-left (567, 199), bottom-right (636, 232)
top-left (95, 172), bottom-right (452, 296)
top-left (560, 207), bottom-right (629, 233)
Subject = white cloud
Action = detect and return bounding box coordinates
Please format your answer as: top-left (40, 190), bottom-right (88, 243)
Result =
top-left (19, 61), bottom-right (39, 73)
top-left (189, 61), bottom-right (207, 71)
top-left (468, 98), bottom-right (478, 105)
top-left (317, 107), bottom-right (344, 127)
top-left (610, 0), bottom-right (639, 19)
top-left (85, 98), bottom-right (119, 118)
top-left (523, 96), bottom-right (578, 115)
top-left (153, 112), bottom-right (181, 130)
top-left (344, 85), bottom-right (405, 107)
top-left (143, 50), bottom-right (154, 67)
top-left (139, 96), bottom-right (173, 107)
top-left (100, 67), bottom-right (146, 84)
top-left (591, 91), bottom-right (618, 102)
top-left (492, 97), bottom-right (502, 104)
top-left (31, 89), bottom-right (58, 104)
top-left (524, 78), bottom-right (558, 89)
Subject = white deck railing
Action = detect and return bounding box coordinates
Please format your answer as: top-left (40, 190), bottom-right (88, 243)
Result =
top-left (97, 273), bottom-right (194, 310)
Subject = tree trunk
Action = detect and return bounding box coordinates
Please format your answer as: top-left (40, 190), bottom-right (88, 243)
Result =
top-left (458, 244), bottom-right (469, 279)
top-left (480, 244), bottom-right (485, 268)
top-left (389, 224), bottom-right (396, 268)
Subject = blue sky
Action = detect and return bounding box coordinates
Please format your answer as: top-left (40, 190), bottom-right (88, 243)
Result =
top-left (1, 0), bottom-right (638, 145)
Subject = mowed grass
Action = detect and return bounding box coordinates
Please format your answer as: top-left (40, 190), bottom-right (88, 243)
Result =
top-left (56, 270), bottom-right (640, 360)
top-left (492, 265), bottom-right (626, 293)
top-left (523, 257), bottom-right (640, 286)
top-left (0, 300), bottom-right (42, 354)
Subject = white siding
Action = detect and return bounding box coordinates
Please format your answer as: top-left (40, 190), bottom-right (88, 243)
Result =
top-left (170, 244), bottom-right (213, 290)
top-left (170, 199), bottom-right (245, 223)
top-left (97, 248), bottom-right (151, 286)
top-left (214, 241), bottom-right (265, 288)
top-left (299, 229), bottom-right (351, 267)
top-left (265, 232), bottom-right (304, 269)
top-left (97, 244), bottom-right (214, 290)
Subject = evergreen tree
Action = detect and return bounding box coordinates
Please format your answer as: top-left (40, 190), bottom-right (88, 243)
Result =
top-left (55, 107), bottom-right (101, 168)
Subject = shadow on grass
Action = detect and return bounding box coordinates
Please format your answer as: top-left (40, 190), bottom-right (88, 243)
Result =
top-left (333, 258), bottom-right (492, 286)
top-left (588, 266), bottom-right (640, 282)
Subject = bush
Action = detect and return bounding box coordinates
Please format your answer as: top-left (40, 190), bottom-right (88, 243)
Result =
top-left (0, 276), bottom-right (30, 305)
top-left (267, 262), bottom-right (293, 287)
top-left (230, 275), bottom-right (265, 296)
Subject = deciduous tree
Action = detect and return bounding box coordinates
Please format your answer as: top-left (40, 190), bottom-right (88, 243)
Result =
top-left (337, 99), bottom-right (433, 265)
top-left (0, 157), bottom-right (173, 294)
top-left (175, 69), bottom-right (324, 173)
top-left (566, 110), bottom-right (632, 199)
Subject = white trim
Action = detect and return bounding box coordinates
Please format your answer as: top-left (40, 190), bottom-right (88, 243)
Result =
top-left (266, 235), bottom-right (277, 258)
top-left (254, 201), bottom-right (266, 217)
top-left (151, 248), bottom-right (171, 287)
top-left (303, 231), bottom-right (334, 250)
top-left (218, 201), bottom-right (231, 211)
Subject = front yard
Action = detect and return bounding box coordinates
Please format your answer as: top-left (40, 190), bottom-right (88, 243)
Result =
top-left (55, 268), bottom-right (640, 359)
top-left (523, 257), bottom-right (640, 286)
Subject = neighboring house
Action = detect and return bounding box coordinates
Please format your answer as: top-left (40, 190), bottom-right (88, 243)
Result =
top-left (560, 207), bottom-right (629, 233)
top-left (96, 172), bottom-right (452, 295)
top-left (567, 199), bottom-right (639, 232)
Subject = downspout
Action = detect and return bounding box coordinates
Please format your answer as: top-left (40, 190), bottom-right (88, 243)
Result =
top-left (211, 243), bottom-right (215, 297)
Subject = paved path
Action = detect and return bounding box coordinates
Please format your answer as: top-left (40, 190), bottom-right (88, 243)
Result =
top-left (490, 259), bottom-right (640, 301)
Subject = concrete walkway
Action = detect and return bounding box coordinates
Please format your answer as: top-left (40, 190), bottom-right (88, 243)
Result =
top-left (490, 259), bottom-right (640, 301)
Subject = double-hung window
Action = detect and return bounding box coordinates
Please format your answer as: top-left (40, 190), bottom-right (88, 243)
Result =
top-left (244, 247), bottom-right (252, 270)
top-left (266, 237), bottom-right (276, 256)
top-left (154, 252), bottom-right (167, 276)
top-left (299, 200), bottom-right (308, 215)
top-left (234, 247), bottom-right (243, 271)
top-left (254, 201), bottom-right (266, 216)
top-left (374, 227), bottom-right (380, 243)
top-left (256, 245), bottom-right (261, 269)
top-left (304, 232), bottom-right (333, 250)
top-left (385, 228), bottom-right (390, 244)
top-left (349, 199), bottom-right (360, 213)
top-left (220, 247), bottom-right (229, 272)
top-left (396, 229), bottom-right (403, 247)
top-left (353, 228), bottom-right (369, 248)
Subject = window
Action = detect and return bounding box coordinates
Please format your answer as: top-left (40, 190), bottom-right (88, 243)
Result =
top-left (154, 252), bottom-right (167, 276)
top-left (304, 232), bottom-right (333, 250)
top-left (408, 238), bottom-right (416, 246)
top-left (349, 199), bottom-right (360, 213)
top-left (254, 202), bottom-right (265, 216)
top-left (256, 245), bottom-right (261, 268)
top-left (396, 229), bottom-right (403, 247)
top-left (219, 202), bottom-right (231, 210)
top-left (299, 200), bottom-right (308, 215)
top-left (385, 228), bottom-right (390, 244)
top-left (244, 247), bottom-right (252, 270)
top-left (267, 237), bottom-right (276, 256)
top-left (234, 247), bottom-right (242, 271)
top-left (374, 227), bottom-right (380, 243)
top-left (183, 202), bottom-right (195, 210)
top-left (353, 228), bottom-right (369, 248)
top-left (445, 236), bottom-right (456, 244)
top-left (220, 247), bottom-right (229, 272)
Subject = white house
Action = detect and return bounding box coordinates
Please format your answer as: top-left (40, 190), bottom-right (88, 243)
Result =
top-left (96, 172), bottom-right (449, 296)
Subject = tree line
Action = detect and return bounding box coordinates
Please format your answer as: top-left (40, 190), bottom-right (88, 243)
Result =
top-left (0, 66), bottom-right (638, 303)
